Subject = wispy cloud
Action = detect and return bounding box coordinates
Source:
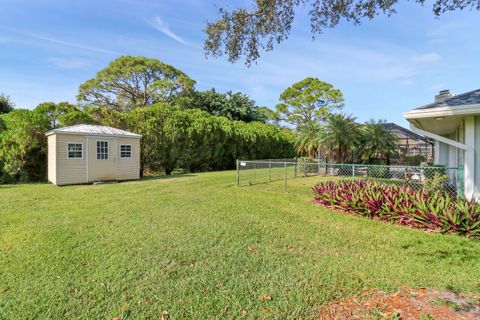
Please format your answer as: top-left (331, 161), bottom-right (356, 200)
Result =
top-left (150, 16), bottom-right (194, 47)
top-left (20, 32), bottom-right (121, 55)
top-left (49, 57), bottom-right (92, 69)
top-left (410, 53), bottom-right (441, 64)
top-left (401, 79), bottom-right (414, 86)
top-left (427, 83), bottom-right (446, 91)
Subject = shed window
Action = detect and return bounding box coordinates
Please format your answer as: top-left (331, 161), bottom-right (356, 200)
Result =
top-left (96, 141), bottom-right (109, 160)
top-left (67, 143), bottom-right (83, 159)
top-left (120, 144), bottom-right (132, 159)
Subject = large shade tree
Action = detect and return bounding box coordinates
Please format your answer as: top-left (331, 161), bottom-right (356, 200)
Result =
top-left (35, 102), bottom-right (90, 128)
top-left (188, 88), bottom-right (269, 122)
top-left (276, 77), bottom-right (343, 130)
top-left (204, 0), bottom-right (480, 64)
top-left (78, 56), bottom-right (195, 112)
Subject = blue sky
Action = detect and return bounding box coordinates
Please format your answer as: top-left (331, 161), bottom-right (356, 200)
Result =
top-left (1, 0), bottom-right (479, 126)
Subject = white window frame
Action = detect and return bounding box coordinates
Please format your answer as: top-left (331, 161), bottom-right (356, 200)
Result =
top-left (96, 140), bottom-right (109, 160)
top-left (119, 144), bottom-right (132, 159)
top-left (67, 142), bottom-right (83, 159)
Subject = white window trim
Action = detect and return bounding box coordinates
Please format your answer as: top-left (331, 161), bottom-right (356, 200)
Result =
top-left (96, 140), bottom-right (109, 160)
top-left (119, 144), bottom-right (132, 159)
top-left (66, 142), bottom-right (84, 159)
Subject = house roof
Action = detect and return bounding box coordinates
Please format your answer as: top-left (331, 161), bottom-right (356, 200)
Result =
top-left (413, 88), bottom-right (480, 111)
top-left (46, 124), bottom-right (142, 138)
top-left (382, 122), bottom-right (430, 142)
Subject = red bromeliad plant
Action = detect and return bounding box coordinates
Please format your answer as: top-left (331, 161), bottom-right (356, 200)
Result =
top-left (312, 179), bottom-right (480, 239)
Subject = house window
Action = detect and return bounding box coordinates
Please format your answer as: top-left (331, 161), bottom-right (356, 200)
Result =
top-left (120, 144), bottom-right (132, 159)
top-left (67, 143), bottom-right (83, 159)
top-left (96, 141), bottom-right (109, 160)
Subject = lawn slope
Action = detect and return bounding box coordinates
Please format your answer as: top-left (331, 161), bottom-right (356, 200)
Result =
top-left (1, 171), bottom-right (479, 319)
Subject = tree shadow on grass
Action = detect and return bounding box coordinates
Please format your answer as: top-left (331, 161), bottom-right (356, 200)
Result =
top-left (403, 243), bottom-right (480, 263)
top-left (140, 174), bottom-right (197, 181)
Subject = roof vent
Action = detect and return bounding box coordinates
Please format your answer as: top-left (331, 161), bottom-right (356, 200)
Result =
top-left (435, 89), bottom-right (454, 102)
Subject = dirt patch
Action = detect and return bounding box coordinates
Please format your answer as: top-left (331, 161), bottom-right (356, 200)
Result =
top-left (318, 287), bottom-right (480, 319)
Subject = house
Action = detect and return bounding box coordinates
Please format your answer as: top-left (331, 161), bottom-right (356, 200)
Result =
top-left (382, 122), bottom-right (433, 164)
top-left (403, 88), bottom-right (480, 200)
top-left (45, 124), bottom-right (142, 186)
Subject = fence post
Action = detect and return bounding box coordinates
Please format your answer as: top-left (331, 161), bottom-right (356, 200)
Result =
top-left (294, 158), bottom-right (297, 178)
top-left (284, 162), bottom-right (288, 192)
top-left (352, 164), bottom-right (356, 180)
top-left (269, 161), bottom-right (272, 182)
top-left (236, 159), bottom-right (240, 186)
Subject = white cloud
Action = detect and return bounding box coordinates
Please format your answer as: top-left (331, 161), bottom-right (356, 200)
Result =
top-left (49, 57), bottom-right (92, 69)
top-left (410, 53), bottom-right (441, 64)
top-left (151, 16), bottom-right (194, 47)
top-left (20, 32), bottom-right (121, 55)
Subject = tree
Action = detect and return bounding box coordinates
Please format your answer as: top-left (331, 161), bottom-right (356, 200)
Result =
top-left (78, 56), bottom-right (195, 112)
top-left (295, 122), bottom-right (322, 158)
top-left (276, 77), bottom-right (343, 130)
top-left (35, 102), bottom-right (89, 128)
top-left (0, 94), bottom-right (15, 114)
top-left (123, 104), bottom-right (296, 176)
top-left (188, 89), bottom-right (268, 122)
top-left (360, 119), bottom-right (398, 163)
top-left (0, 109), bottom-right (50, 182)
top-left (256, 106), bottom-right (281, 125)
top-left (204, 0), bottom-right (480, 64)
top-left (320, 113), bottom-right (360, 163)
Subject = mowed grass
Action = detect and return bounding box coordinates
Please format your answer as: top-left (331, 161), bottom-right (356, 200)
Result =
top-left (1, 171), bottom-right (480, 319)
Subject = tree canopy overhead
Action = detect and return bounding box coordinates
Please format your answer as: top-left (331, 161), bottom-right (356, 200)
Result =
top-left (204, 0), bottom-right (480, 64)
top-left (78, 56), bottom-right (195, 112)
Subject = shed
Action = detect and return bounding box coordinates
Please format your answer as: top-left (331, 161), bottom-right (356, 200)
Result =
top-left (45, 124), bottom-right (142, 186)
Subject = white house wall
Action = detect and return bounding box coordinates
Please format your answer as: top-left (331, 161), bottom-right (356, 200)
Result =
top-left (464, 116), bottom-right (475, 199)
top-left (474, 116), bottom-right (480, 196)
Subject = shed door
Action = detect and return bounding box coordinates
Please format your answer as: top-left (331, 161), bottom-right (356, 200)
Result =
top-left (87, 138), bottom-right (117, 181)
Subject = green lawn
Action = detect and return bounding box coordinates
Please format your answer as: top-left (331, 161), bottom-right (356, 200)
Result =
top-left (1, 171), bottom-right (479, 319)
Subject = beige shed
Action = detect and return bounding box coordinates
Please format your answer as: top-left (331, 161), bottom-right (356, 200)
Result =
top-left (46, 124), bottom-right (142, 186)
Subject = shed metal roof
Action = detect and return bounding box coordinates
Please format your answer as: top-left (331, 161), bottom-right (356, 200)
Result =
top-left (46, 124), bottom-right (142, 138)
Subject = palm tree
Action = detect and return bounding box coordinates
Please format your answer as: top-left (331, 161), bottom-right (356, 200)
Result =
top-left (295, 123), bottom-right (322, 158)
top-left (320, 113), bottom-right (360, 163)
top-left (360, 120), bottom-right (398, 164)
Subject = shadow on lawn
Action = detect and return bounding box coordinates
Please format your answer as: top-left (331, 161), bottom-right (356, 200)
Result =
top-left (402, 242), bottom-right (480, 263)
top-left (140, 174), bottom-right (197, 181)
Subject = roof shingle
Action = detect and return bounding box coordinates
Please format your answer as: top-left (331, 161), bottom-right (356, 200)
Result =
top-left (414, 88), bottom-right (480, 110)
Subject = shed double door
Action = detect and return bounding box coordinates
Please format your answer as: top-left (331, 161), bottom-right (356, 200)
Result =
top-left (87, 137), bottom-right (117, 181)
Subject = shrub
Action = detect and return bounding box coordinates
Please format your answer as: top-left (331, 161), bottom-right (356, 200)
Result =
top-left (312, 179), bottom-right (480, 238)
top-left (404, 155), bottom-right (426, 166)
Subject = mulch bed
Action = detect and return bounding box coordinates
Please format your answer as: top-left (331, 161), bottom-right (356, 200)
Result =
top-left (318, 287), bottom-right (480, 319)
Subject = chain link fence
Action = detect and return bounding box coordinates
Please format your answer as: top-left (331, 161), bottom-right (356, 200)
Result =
top-left (236, 159), bottom-right (463, 196)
